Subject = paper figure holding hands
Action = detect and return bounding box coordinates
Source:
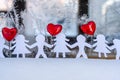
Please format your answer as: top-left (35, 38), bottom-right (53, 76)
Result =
top-left (53, 33), bottom-right (71, 58)
top-left (110, 39), bottom-right (120, 60)
top-left (0, 35), bottom-right (9, 58)
top-left (12, 35), bottom-right (31, 58)
top-left (93, 34), bottom-right (110, 57)
top-left (30, 34), bottom-right (53, 58)
top-left (70, 35), bottom-right (91, 59)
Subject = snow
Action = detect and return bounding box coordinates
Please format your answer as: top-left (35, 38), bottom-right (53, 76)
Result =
top-left (0, 58), bottom-right (120, 80)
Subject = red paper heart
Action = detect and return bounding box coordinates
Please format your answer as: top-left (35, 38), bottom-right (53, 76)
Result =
top-left (81, 21), bottom-right (96, 35)
top-left (47, 23), bottom-right (62, 36)
top-left (2, 27), bottom-right (17, 41)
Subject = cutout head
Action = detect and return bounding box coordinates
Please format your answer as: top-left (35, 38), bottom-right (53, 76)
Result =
top-left (77, 35), bottom-right (86, 42)
top-left (36, 34), bottom-right (45, 42)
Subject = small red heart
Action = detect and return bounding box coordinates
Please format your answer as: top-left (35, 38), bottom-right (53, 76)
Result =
top-left (2, 27), bottom-right (17, 41)
top-left (47, 23), bottom-right (62, 36)
top-left (81, 21), bottom-right (96, 35)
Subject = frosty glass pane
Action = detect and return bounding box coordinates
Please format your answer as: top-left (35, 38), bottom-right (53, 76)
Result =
top-left (23, 0), bottom-right (79, 36)
top-left (0, 0), bottom-right (13, 11)
top-left (89, 0), bottom-right (120, 41)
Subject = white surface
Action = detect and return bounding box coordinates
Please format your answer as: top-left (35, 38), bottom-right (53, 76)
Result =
top-left (0, 58), bottom-right (120, 80)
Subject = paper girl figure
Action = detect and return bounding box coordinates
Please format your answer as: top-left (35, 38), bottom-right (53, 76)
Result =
top-left (0, 35), bottom-right (9, 58)
top-left (110, 39), bottom-right (120, 60)
top-left (30, 34), bottom-right (53, 58)
top-left (53, 33), bottom-right (71, 58)
top-left (70, 35), bottom-right (91, 59)
top-left (12, 35), bottom-right (31, 58)
top-left (93, 34), bottom-right (110, 57)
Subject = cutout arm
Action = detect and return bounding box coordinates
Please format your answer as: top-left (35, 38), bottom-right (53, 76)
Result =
top-left (29, 43), bottom-right (37, 49)
top-left (69, 43), bottom-right (78, 48)
top-left (108, 45), bottom-right (115, 50)
top-left (92, 43), bottom-right (97, 47)
top-left (85, 43), bottom-right (92, 48)
top-left (44, 42), bottom-right (53, 48)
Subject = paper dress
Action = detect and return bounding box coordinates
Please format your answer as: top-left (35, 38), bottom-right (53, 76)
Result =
top-left (93, 34), bottom-right (110, 57)
top-left (110, 39), bottom-right (120, 60)
top-left (30, 34), bottom-right (53, 58)
top-left (0, 35), bottom-right (9, 58)
top-left (12, 35), bottom-right (31, 58)
top-left (53, 33), bottom-right (71, 58)
top-left (70, 35), bottom-right (91, 59)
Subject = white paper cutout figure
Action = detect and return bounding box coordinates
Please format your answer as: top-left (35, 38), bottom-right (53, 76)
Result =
top-left (0, 35), bottom-right (9, 58)
top-left (93, 34), bottom-right (110, 57)
top-left (110, 39), bottom-right (120, 60)
top-left (30, 34), bottom-right (53, 58)
top-left (12, 35), bottom-right (31, 58)
top-left (70, 35), bottom-right (91, 59)
top-left (53, 33), bottom-right (71, 58)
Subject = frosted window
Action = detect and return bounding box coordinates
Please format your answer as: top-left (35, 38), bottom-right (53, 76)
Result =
top-left (23, 0), bottom-right (79, 36)
top-left (89, 0), bottom-right (120, 41)
top-left (0, 0), bottom-right (13, 11)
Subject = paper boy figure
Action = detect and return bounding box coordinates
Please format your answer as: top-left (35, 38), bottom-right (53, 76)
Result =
top-left (53, 33), bottom-right (71, 58)
top-left (70, 35), bottom-right (91, 59)
top-left (12, 35), bottom-right (31, 58)
top-left (0, 35), bottom-right (9, 58)
top-left (30, 34), bottom-right (53, 58)
top-left (110, 39), bottom-right (120, 60)
top-left (93, 34), bottom-right (110, 57)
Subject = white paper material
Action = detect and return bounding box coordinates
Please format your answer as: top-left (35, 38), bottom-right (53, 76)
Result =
top-left (30, 34), bottom-right (53, 58)
top-left (12, 35), bottom-right (31, 58)
top-left (110, 39), bottom-right (120, 60)
top-left (53, 33), bottom-right (71, 58)
top-left (93, 34), bottom-right (110, 57)
top-left (70, 35), bottom-right (91, 59)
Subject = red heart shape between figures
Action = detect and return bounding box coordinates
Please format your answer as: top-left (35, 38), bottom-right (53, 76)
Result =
top-left (81, 21), bottom-right (96, 35)
top-left (2, 27), bottom-right (17, 41)
top-left (47, 23), bottom-right (62, 36)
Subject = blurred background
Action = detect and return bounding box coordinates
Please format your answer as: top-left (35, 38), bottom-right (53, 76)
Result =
top-left (0, 0), bottom-right (120, 58)
top-left (0, 0), bottom-right (120, 38)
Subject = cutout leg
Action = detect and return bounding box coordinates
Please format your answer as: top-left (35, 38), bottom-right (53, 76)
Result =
top-left (98, 52), bottom-right (101, 57)
top-left (56, 53), bottom-right (59, 58)
top-left (35, 53), bottom-right (40, 58)
top-left (16, 54), bottom-right (19, 58)
top-left (76, 53), bottom-right (81, 58)
top-left (42, 53), bottom-right (47, 58)
top-left (104, 53), bottom-right (107, 57)
top-left (116, 55), bottom-right (119, 60)
top-left (22, 54), bottom-right (25, 58)
top-left (63, 53), bottom-right (66, 58)
top-left (82, 53), bottom-right (88, 59)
